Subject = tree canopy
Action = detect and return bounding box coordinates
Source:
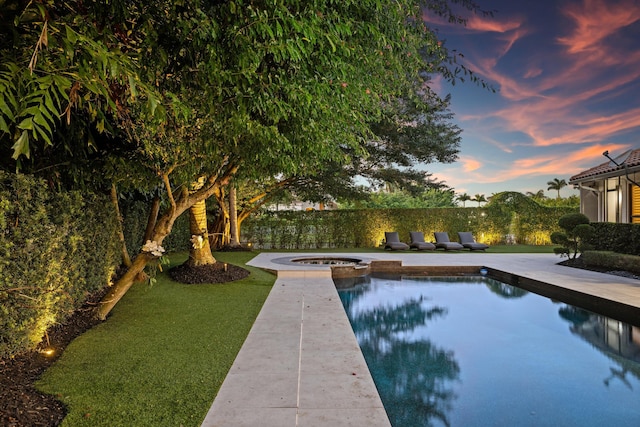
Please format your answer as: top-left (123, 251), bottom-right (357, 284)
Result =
top-left (1, 0), bottom-right (493, 317)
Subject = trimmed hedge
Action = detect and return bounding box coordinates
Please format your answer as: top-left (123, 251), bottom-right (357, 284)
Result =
top-left (582, 251), bottom-right (640, 274)
top-left (587, 222), bottom-right (640, 257)
top-left (0, 173), bottom-right (120, 358)
top-left (241, 203), bottom-right (577, 249)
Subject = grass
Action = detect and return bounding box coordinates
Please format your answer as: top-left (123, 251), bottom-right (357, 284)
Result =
top-left (36, 251), bottom-right (275, 427)
top-left (36, 245), bottom-right (553, 426)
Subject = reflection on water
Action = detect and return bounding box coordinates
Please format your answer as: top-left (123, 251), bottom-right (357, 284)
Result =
top-left (345, 296), bottom-right (458, 426)
top-left (339, 275), bottom-right (640, 427)
top-left (559, 305), bottom-right (640, 388)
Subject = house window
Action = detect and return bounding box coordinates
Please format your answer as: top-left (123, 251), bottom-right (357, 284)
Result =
top-left (632, 185), bottom-right (640, 224)
top-left (606, 179), bottom-right (619, 222)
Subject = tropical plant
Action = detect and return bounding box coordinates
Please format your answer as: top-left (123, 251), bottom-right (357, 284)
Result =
top-left (472, 194), bottom-right (487, 207)
top-left (547, 178), bottom-right (568, 199)
top-left (526, 189), bottom-right (546, 201)
top-left (456, 193), bottom-right (472, 207)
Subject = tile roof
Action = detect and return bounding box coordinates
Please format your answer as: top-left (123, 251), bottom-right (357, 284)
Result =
top-left (570, 148), bottom-right (640, 183)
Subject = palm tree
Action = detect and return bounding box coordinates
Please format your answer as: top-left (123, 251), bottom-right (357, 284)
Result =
top-left (547, 178), bottom-right (567, 199)
top-left (456, 193), bottom-right (472, 207)
top-left (472, 194), bottom-right (487, 207)
top-left (526, 189), bottom-right (546, 201)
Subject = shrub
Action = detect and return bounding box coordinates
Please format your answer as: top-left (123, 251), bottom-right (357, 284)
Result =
top-left (550, 213), bottom-right (593, 259)
top-left (242, 203), bottom-right (577, 249)
top-left (582, 251), bottom-right (640, 274)
top-left (587, 222), bottom-right (640, 257)
top-left (0, 173), bottom-right (120, 358)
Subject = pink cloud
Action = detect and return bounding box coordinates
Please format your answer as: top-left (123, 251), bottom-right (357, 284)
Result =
top-left (426, 0), bottom-right (640, 193)
top-left (451, 0), bottom-right (640, 150)
top-left (432, 143), bottom-right (631, 191)
top-left (465, 15), bottom-right (523, 33)
top-left (557, 0), bottom-right (640, 54)
top-left (460, 157), bottom-right (482, 172)
top-left (497, 144), bottom-right (632, 180)
top-left (523, 68), bottom-right (542, 79)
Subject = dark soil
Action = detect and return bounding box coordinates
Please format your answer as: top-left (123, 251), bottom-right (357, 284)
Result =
top-left (0, 261), bottom-right (249, 427)
top-left (558, 257), bottom-right (640, 280)
top-left (0, 289), bottom-right (107, 427)
top-left (168, 261), bottom-right (250, 284)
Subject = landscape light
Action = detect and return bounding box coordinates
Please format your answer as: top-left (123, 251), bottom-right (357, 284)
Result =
top-left (41, 348), bottom-right (55, 357)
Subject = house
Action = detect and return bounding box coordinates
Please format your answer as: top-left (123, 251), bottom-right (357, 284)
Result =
top-left (569, 148), bottom-right (640, 224)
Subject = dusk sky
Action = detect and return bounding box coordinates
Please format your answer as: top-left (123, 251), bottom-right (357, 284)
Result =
top-left (423, 0), bottom-right (640, 199)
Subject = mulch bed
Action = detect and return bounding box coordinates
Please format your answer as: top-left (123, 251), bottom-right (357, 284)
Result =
top-left (0, 289), bottom-right (107, 427)
top-left (168, 261), bottom-right (249, 284)
top-left (558, 257), bottom-right (640, 280)
top-left (0, 261), bottom-right (249, 427)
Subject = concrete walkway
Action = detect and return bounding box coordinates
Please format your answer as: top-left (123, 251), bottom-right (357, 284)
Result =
top-left (201, 252), bottom-right (640, 427)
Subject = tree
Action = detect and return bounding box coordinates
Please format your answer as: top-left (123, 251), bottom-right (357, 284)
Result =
top-left (526, 189), bottom-right (546, 201)
top-left (3, 0), bottom-right (495, 319)
top-left (456, 193), bottom-right (472, 207)
top-left (547, 178), bottom-right (568, 199)
top-left (472, 194), bottom-right (487, 207)
top-left (338, 188), bottom-right (456, 209)
top-left (0, 1), bottom-right (163, 168)
top-left (98, 0), bottom-right (469, 317)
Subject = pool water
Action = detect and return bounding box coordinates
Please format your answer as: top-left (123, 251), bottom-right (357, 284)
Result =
top-left (337, 275), bottom-right (640, 427)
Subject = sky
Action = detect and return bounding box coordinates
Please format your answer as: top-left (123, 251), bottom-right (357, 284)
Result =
top-left (421, 0), bottom-right (640, 199)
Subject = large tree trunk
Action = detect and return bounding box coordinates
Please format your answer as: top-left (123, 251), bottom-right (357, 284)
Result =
top-left (228, 184), bottom-right (241, 247)
top-left (186, 198), bottom-right (217, 266)
top-left (143, 195), bottom-right (161, 242)
top-left (95, 165), bottom-right (239, 320)
top-left (95, 253), bottom-right (153, 320)
top-left (210, 187), bottom-right (230, 249)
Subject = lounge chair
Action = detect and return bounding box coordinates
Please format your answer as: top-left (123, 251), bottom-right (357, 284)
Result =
top-left (409, 231), bottom-right (436, 251)
top-left (384, 232), bottom-right (410, 251)
top-left (434, 232), bottom-right (464, 251)
top-left (458, 232), bottom-right (489, 251)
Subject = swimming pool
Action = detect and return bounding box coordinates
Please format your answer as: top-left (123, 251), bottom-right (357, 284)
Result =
top-left (337, 275), bottom-right (640, 427)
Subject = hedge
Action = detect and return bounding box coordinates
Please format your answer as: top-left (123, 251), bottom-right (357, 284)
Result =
top-left (582, 251), bottom-right (640, 274)
top-left (0, 173), bottom-right (121, 358)
top-left (241, 202), bottom-right (577, 249)
top-left (587, 222), bottom-right (640, 257)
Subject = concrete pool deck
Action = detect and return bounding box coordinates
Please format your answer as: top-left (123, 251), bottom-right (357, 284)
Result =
top-left (201, 252), bottom-right (640, 427)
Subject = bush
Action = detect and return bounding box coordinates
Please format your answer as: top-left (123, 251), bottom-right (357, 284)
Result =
top-left (551, 213), bottom-right (593, 259)
top-left (582, 251), bottom-right (640, 274)
top-left (242, 202), bottom-right (577, 249)
top-left (0, 173), bottom-right (120, 358)
top-left (587, 222), bottom-right (640, 256)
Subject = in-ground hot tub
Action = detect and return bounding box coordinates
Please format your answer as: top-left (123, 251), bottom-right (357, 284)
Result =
top-left (290, 257), bottom-right (364, 265)
top-left (271, 255), bottom-right (372, 267)
top-left (270, 255), bottom-right (373, 278)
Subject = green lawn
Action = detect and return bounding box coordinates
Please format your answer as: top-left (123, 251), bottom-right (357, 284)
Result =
top-left (37, 252), bottom-right (275, 427)
top-left (36, 245), bottom-right (554, 426)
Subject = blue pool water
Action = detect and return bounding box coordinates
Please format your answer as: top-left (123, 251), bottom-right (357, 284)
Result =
top-left (337, 275), bottom-right (640, 427)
